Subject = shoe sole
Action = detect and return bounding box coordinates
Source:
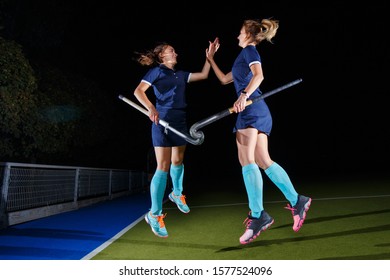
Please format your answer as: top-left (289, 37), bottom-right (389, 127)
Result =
top-left (293, 198), bottom-right (312, 232)
top-left (169, 194), bottom-right (190, 214)
top-left (144, 214), bottom-right (168, 238)
top-left (240, 219), bottom-right (274, 245)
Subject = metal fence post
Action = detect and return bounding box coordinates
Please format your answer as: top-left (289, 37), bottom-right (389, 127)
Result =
top-left (74, 168), bottom-right (80, 203)
top-left (0, 164), bottom-right (11, 228)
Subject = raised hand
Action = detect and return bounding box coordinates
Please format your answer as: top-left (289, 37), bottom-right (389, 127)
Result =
top-left (206, 37), bottom-right (220, 60)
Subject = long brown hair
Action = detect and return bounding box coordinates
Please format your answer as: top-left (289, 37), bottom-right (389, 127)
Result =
top-left (135, 43), bottom-right (170, 66)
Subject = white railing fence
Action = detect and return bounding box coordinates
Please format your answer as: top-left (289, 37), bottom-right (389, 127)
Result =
top-left (0, 162), bottom-right (148, 229)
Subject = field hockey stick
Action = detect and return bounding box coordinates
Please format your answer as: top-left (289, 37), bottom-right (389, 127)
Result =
top-left (118, 95), bottom-right (204, 145)
top-left (189, 78), bottom-right (303, 141)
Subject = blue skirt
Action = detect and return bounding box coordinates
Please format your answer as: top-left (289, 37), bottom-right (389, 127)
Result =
top-left (152, 109), bottom-right (188, 147)
top-left (233, 99), bottom-right (273, 135)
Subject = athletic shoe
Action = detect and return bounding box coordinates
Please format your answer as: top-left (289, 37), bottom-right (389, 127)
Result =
top-left (144, 212), bottom-right (168, 238)
top-left (285, 195), bottom-right (312, 232)
top-left (168, 192), bottom-right (190, 213)
top-left (239, 210), bottom-right (274, 245)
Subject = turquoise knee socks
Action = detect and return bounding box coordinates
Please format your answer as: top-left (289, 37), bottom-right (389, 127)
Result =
top-left (242, 163), bottom-right (263, 218)
top-left (150, 169), bottom-right (168, 215)
top-left (265, 162), bottom-right (298, 206)
top-left (170, 164), bottom-right (184, 196)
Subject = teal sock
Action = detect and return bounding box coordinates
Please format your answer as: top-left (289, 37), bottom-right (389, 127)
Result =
top-left (265, 162), bottom-right (298, 206)
top-left (170, 164), bottom-right (184, 196)
top-left (242, 163), bottom-right (263, 218)
top-left (150, 169), bottom-right (168, 215)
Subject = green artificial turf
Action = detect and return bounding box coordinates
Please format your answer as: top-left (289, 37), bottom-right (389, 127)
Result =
top-left (91, 178), bottom-right (390, 260)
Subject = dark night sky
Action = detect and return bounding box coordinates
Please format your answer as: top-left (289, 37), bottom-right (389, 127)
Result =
top-left (2, 1), bottom-right (389, 182)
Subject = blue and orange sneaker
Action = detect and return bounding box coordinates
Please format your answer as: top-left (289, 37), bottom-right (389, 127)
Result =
top-left (285, 195), bottom-right (312, 232)
top-left (239, 210), bottom-right (274, 245)
top-left (144, 212), bottom-right (168, 238)
top-left (168, 192), bottom-right (190, 213)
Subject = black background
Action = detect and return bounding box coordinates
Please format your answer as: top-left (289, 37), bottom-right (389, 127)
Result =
top-left (2, 1), bottom-right (389, 183)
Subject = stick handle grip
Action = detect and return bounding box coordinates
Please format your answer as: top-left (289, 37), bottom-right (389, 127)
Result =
top-left (227, 99), bottom-right (253, 113)
top-left (118, 95), bottom-right (149, 116)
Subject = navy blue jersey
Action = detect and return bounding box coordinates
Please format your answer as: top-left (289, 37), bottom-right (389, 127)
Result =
top-left (231, 45), bottom-right (272, 135)
top-left (142, 64), bottom-right (191, 147)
